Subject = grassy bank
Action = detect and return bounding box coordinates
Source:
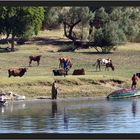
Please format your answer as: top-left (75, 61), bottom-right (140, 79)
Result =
top-left (0, 29), bottom-right (140, 99)
top-left (0, 75), bottom-right (130, 98)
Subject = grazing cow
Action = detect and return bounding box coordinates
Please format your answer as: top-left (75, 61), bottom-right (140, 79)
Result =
top-left (94, 58), bottom-right (114, 71)
top-left (72, 68), bottom-right (85, 75)
top-left (59, 57), bottom-right (72, 69)
top-left (8, 68), bottom-right (27, 77)
top-left (29, 55), bottom-right (41, 66)
top-left (52, 69), bottom-right (68, 76)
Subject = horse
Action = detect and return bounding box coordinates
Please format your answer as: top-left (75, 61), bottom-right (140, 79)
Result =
top-left (94, 58), bottom-right (115, 71)
top-left (105, 61), bottom-right (115, 71)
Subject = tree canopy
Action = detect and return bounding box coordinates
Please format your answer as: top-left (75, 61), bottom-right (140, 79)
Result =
top-left (0, 6), bottom-right (140, 53)
top-left (0, 6), bottom-right (44, 51)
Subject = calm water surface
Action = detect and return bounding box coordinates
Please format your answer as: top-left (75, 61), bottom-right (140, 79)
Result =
top-left (0, 97), bottom-right (140, 133)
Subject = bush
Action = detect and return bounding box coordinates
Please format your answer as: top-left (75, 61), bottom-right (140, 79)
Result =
top-left (93, 21), bottom-right (126, 52)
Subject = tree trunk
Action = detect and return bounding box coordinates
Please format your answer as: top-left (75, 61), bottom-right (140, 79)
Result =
top-left (5, 33), bottom-right (10, 40)
top-left (11, 35), bottom-right (15, 51)
top-left (63, 20), bottom-right (82, 51)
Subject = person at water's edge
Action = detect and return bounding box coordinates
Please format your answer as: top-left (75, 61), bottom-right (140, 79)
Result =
top-left (131, 74), bottom-right (139, 90)
top-left (51, 81), bottom-right (59, 99)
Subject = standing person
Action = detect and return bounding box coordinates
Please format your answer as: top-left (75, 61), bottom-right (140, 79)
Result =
top-left (51, 80), bottom-right (59, 100)
top-left (63, 58), bottom-right (68, 71)
top-left (131, 74), bottom-right (139, 90)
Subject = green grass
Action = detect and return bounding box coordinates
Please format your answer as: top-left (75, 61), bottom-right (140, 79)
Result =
top-left (0, 29), bottom-right (140, 98)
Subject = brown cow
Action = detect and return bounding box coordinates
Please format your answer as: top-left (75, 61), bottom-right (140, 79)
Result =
top-left (8, 68), bottom-right (27, 77)
top-left (59, 57), bottom-right (72, 69)
top-left (52, 69), bottom-right (68, 77)
top-left (29, 55), bottom-right (41, 66)
top-left (72, 68), bottom-right (85, 75)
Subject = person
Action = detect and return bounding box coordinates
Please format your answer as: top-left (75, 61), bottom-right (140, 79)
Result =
top-left (63, 58), bottom-right (68, 71)
top-left (131, 74), bottom-right (139, 90)
top-left (51, 80), bottom-right (59, 100)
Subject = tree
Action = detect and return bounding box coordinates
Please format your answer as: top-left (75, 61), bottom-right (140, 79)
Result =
top-left (93, 21), bottom-right (126, 53)
top-left (42, 7), bottom-right (62, 30)
top-left (92, 7), bottom-right (109, 29)
top-left (0, 6), bottom-right (44, 51)
top-left (61, 7), bottom-right (94, 51)
top-left (89, 7), bottom-right (140, 52)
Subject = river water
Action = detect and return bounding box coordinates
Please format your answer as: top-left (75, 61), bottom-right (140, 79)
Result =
top-left (0, 97), bottom-right (140, 133)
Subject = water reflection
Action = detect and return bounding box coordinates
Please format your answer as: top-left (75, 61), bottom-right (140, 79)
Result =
top-left (132, 99), bottom-right (137, 118)
top-left (64, 107), bottom-right (69, 130)
top-left (0, 106), bottom-right (5, 114)
top-left (51, 101), bottom-right (57, 118)
top-left (1, 98), bottom-right (140, 133)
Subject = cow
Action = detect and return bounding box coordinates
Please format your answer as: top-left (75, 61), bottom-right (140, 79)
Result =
top-left (94, 58), bottom-right (115, 71)
top-left (29, 55), bottom-right (42, 66)
top-left (59, 57), bottom-right (72, 69)
top-left (8, 68), bottom-right (27, 77)
top-left (72, 68), bottom-right (85, 75)
top-left (52, 69), bottom-right (68, 77)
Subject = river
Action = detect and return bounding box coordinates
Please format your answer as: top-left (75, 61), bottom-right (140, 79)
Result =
top-left (0, 97), bottom-right (140, 133)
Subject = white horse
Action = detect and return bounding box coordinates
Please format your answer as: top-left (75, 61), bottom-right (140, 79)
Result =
top-left (94, 58), bottom-right (114, 71)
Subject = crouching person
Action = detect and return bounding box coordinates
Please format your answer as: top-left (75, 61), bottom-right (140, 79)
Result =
top-left (51, 80), bottom-right (59, 100)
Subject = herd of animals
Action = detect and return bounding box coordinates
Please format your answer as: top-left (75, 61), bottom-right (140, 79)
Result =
top-left (7, 55), bottom-right (115, 78)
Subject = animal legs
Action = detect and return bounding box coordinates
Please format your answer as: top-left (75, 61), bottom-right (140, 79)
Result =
top-left (37, 60), bottom-right (40, 66)
top-left (29, 60), bottom-right (32, 67)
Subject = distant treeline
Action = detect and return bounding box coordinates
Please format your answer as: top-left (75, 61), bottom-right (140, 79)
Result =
top-left (0, 6), bottom-right (140, 52)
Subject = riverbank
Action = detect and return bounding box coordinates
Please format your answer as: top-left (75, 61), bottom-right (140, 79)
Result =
top-left (0, 29), bottom-right (140, 99)
top-left (0, 75), bottom-right (132, 99)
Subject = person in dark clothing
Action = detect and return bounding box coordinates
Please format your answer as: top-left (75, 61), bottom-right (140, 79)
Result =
top-left (131, 74), bottom-right (139, 90)
top-left (63, 58), bottom-right (68, 71)
top-left (51, 80), bottom-right (59, 99)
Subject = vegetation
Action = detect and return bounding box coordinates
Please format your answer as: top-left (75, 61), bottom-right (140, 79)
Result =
top-left (0, 6), bottom-right (44, 50)
top-left (0, 6), bottom-right (140, 99)
top-left (0, 29), bottom-right (139, 99)
top-left (0, 6), bottom-right (140, 52)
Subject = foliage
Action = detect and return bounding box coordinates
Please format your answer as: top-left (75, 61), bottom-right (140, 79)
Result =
top-left (43, 7), bottom-right (62, 30)
top-left (93, 21), bottom-right (126, 52)
top-left (61, 7), bottom-right (94, 42)
top-left (0, 6), bottom-right (45, 50)
top-left (89, 7), bottom-right (140, 52)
